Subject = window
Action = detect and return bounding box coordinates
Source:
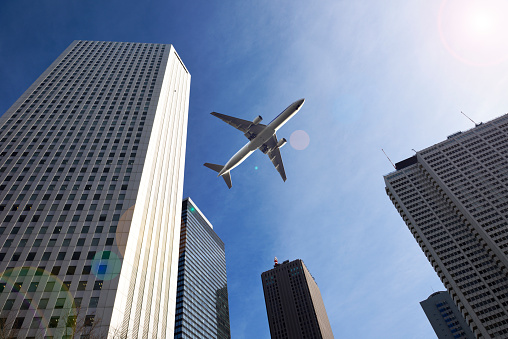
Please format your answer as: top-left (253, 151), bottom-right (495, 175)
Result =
top-left (28, 282), bottom-right (38, 292)
top-left (67, 266), bottom-right (76, 275)
top-left (82, 266), bottom-right (91, 275)
top-left (77, 238), bottom-right (85, 246)
top-left (66, 316), bottom-right (76, 327)
top-left (77, 281), bottom-right (87, 291)
top-left (87, 251), bottom-right (96, 260)
top-left (62, 281), bottom-right (71, 291)
top-left (45, 282), bottom-right (55, 292)
top-left (84, 315), bottom-right (94, 327)
top-left (55, 298), bottom-right (65, 309)
top-left (72, 252), bottom-right (80, 260)
top-left (73, 297), bottom-right (82, 308)
top-left (12, 317), bottom-right (24, 329)
top-left (20, 299), bottom-right (31, 310)
top-left (91, 238), bottom-right (99, 246)
top-left (93, 280), bottom-right (103, 290)
top-left (89, 297), bottom-right (99, 308)
top-left (48, 316), bottom-right (58, 328)
top-left (3, 299), bottom-right (14, 310)
top-left (51, 266), bottom-right (60, 275)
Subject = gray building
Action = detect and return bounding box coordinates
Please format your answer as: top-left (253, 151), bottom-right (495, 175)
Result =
top-left (384, 115), bottom-right (508, 338)
top-left (421, 291), bottom-right (475, 339)
top-left (174, 198), bottom-right (230, 339)
top-left (0, 40), bottom-right (190, 338)
top-left (261, 259), bottom-right (334, 339)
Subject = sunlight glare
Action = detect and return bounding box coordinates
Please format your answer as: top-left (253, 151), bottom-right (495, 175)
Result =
top-left (439, 0), bottom-right (508, 66)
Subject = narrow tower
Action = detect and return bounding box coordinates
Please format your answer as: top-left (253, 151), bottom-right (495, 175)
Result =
top-left (261, 259), bottom-right (334, 339)
top-left (175, 198), bottom-right (230, 339)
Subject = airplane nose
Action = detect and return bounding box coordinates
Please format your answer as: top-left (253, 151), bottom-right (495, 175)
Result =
top-left (298, 98), bottom-right (305, 107)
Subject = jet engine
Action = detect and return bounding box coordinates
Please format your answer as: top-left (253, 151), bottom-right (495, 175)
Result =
top-left (252, 115), bottom-right (263, 125)
top-left (276, 138), bottom-right (287, 149)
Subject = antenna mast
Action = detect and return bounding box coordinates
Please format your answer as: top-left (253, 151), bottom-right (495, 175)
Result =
top-left (461, 111), bottom-right (477, 126)
top-left (382, 149), bottom-right (396, 169)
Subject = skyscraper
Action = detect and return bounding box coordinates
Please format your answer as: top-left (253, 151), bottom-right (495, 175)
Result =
top-left (261, 259), bottom-right (334, 339)
top-left (174, 198), bottom-right (230, 339)
top-left (421, 291), bottom-right (475, 339)
top-left (0, 40), bottom-right (190, 338)
top-left (384, 115), bottom-right (508, 338)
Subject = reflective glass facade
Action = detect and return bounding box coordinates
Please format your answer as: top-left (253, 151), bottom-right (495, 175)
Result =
top-left (174, 198), bottom-right (230, 339)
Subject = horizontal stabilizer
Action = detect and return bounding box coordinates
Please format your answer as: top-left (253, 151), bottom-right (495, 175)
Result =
top-left (204, 163), bottom-right (232, 189)
top-left (204, 163), bottom-right (224, 173)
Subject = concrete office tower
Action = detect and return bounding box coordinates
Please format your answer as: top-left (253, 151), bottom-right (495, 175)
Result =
top-left (384, 115), bottom-right (508, 338)
top-left (174, 198), bottom-right (230, 339)
top-left (0, 40), bottom-right (190, 338)
top-left (421, 291), bottom-right (475, 339)
top-left (261, 259), bottom-right (334, 339)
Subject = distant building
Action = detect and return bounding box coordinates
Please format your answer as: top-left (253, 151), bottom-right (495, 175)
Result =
top-left (384, 114), bottom-right (508, 338)
top-left (174, 198), bottom-right (230, 339)
top-left (261, 258), bottom-right (334, 339)
top-left (0, 40), bottom-right (190, 338)
top-left (421, 291), bottom-right (475, 339)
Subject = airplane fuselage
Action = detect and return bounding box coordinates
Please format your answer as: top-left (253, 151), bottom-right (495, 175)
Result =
top-left (218, 98), bottom-right (305, 177)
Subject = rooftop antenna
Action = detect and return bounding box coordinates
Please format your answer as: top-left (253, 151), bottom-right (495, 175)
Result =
top-left (412, 149), bottom-right (417, 153)
top-left (274, 257), bottom-right (278, 266)
top-left (461, 111), bottom-right (477, 126)
top-left (382, 149), bottom-right (396, 169)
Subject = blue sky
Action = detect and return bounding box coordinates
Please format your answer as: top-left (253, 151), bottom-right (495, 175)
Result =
top-left (3, 0), bottom-right (508, 337)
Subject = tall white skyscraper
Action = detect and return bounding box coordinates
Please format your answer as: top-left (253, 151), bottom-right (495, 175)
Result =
top-left (0, 40), bottom-right (190, 338)
top-left (384, 115), bottom-right (508, 338)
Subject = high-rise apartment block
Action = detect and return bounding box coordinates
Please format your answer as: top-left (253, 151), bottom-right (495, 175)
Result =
top-left (174, 198), bottom-right (230, 339)
top-left (261, 259), bottom-right (334, 339)
top-left (384, 115), bottom-right (508, 338)
top-left (421, 291), bottom-right (475, 339)
top-left (0, 40), bottom-right (190, 338)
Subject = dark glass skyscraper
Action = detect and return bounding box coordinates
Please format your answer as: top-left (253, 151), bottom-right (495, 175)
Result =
top-left (174, 198), bottom-right (230, 339)
top-left (421, 291), bottom-right (475, 339)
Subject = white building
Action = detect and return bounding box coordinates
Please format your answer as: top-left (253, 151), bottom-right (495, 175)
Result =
top-left (0, 40), bottom-right (190, 338)
top-left (384, 115), bottom-right (508, 338)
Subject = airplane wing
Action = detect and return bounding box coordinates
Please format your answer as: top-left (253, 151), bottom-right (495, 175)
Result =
top-left (263, 135), bottom-right (287, 182)
top-left (211, 112), bottom-right (266, 137)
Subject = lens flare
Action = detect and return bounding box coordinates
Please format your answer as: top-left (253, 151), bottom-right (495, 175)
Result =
top-left (290, 130), bottom-right (310, 150)
top-left (91, 251), bottom-right (122, 281)
top-left (0, 266), bottom-right (76, 333)
top-left (438, 0), bottom-right (508, 66)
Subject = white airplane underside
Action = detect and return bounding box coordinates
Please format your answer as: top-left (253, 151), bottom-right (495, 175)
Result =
top-left (204, 98), bottom-right (305, 189)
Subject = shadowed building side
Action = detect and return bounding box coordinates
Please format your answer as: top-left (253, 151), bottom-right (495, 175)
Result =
top-left (261, 259), bottom-right (334, 339)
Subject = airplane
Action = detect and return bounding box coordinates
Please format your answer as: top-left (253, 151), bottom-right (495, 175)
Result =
top-left (204, 98), bottom-right (305, 189)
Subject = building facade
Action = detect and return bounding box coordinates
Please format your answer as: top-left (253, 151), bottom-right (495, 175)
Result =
top-left (174, 198), bottom-right (230, 339)
top-left (0, 40), bottom-right (190, 338)
top-left (384, 115), bottom-right (508, 338)
top-left (261, 259), bottom-right (334, 339)
top-left (421, 291), bottom-right (475, 339)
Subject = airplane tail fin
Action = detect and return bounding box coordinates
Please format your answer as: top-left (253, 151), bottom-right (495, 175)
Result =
top-left (204, 163), bottom-right (232, 189)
